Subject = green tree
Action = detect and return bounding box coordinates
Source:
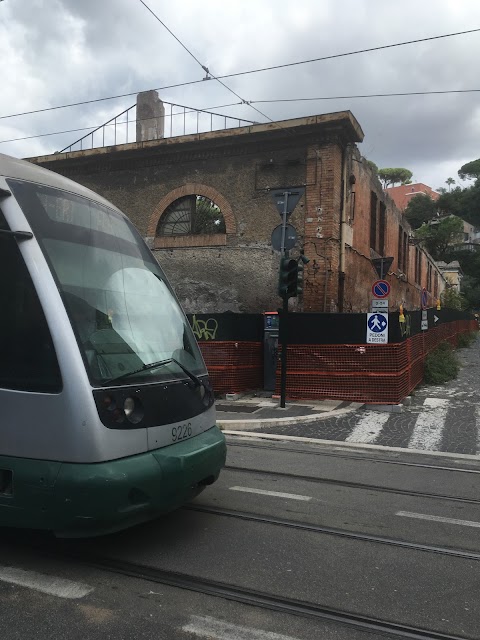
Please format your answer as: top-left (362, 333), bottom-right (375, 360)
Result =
top-left (441, 287), bottom-right (468, 311)
top-left (378, 167), bottom-right (413, 188)
top-left (415, 216), bottom-right (464, 261)
top-left (366, 160), bottom-right (378, 174)
top-left (404, 193), bottom-right (437, 229)
top-left (461, 275), bottom-right (480, 310)
top-left (437, 183), bottom-right (480, 227)
top-left (458, 159), bottom-right (480, 181)
top-left (193, 196), bottom-right (226, 234)
top-left (445, 177), bottom-right (456, 191)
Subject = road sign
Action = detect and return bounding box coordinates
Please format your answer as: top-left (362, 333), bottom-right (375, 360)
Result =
top-left (271, 188), bottom-right (305, 218)
top-left (371, 299), bottom-right (388, 312)
top-left (421, 288), bottom-right (428, 309)
top-left (372, 280), bottom-right (391, 299)
top-left (271, 223), bottom-right (297, 251)
top-left (366, 313), bottom-right (388, 344)
top-left (372, 257), bottom-right (394, 279)
top-left (421, 309), bottom-right (428, 331)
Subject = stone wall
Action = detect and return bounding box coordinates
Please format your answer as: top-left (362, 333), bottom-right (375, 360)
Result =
top-left (27, 111), bottom-right (443, 315)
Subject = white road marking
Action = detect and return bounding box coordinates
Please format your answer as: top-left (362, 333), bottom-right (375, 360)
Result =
top-left (345, 411), bottom-right (390, 444)
top-left (397, 511), bottom-right (480, 529)
top-left (408, 398), bottom-right (449, 450)
top-left (0, 566), bottom-right (93, 599)
top-left (182, 615), bottom-right (301, 639)
top-left (476, 406), bottom-right (480, 454)
top-left (230, 486), bottom-right (311, 501)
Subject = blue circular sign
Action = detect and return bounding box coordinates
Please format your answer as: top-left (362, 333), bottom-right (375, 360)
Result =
top-left (368, 314), bottom-right (387, 333)
top-left (372, 280), bottom-right (390, 299)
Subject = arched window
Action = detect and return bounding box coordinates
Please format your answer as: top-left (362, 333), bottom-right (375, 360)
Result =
top-left (157, 195), bottom-right (226, 236)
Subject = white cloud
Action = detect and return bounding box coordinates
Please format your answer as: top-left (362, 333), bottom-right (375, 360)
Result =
top-left (1, 0), bottom-right (480, 185)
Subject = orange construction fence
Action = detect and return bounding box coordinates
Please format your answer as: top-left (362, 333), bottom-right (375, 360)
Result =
top-left (197, 319), bottom-right (477, 403)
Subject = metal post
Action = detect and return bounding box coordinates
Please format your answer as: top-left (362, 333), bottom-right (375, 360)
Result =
top-left (279, 191), bottom-right (290, 409)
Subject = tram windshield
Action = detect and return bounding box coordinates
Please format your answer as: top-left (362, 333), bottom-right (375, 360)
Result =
top-left (8, 179), bottom-right (206, 386)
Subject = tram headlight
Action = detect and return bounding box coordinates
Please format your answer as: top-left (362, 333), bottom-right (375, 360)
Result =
top-left (123, 396), bottom-right (144, 424)
top-left (124, 397), bottom-right (135, 417)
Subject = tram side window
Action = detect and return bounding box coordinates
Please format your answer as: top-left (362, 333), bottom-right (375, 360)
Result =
top-left (0, 233), bottom-right (62, 393)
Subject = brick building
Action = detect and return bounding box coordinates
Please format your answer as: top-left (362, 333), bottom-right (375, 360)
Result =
top-left (27, 99), bottom-right (445, 314)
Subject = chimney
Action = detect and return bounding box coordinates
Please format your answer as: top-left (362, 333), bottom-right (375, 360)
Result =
top-left (136, 90), bottom-right (165, 142)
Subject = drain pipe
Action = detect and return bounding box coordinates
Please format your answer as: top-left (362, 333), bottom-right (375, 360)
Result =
top-left (338, 144), bottom-right (348, 312)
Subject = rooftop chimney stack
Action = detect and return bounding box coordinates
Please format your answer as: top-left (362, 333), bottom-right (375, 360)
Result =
top-left (136, 90), bottom-right (165, 142)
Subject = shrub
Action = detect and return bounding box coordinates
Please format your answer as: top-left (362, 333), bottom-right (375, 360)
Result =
top-left (456, 331), bottom-right (478, 348)
top-left (423, 342), bottom-right (460, 385)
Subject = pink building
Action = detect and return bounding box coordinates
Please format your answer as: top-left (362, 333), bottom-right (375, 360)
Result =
top-left (386, 183), bottom-right (439, 211)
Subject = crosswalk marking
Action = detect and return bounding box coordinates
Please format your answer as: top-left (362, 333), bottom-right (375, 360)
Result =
top-left (345, 411), bottom-right (390, 444)
top-left (408, 398), bottom-right (449, 451)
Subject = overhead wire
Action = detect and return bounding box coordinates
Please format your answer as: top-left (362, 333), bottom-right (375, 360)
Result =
top-left (1, 25), bottom-right (477, 122)
top-left (136, 0), bottom-right (274, 125)
top-left (2, 87), bottom-right (480, 146)
top-left (251, 88), bottom-right (480, 103)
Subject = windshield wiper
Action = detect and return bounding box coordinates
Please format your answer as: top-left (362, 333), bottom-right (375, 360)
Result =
top-left (103, 357), bottom-right (204, 387)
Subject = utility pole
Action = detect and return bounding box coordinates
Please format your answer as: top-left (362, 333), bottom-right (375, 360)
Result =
top-left (279, 191), bottom-right (290, 409)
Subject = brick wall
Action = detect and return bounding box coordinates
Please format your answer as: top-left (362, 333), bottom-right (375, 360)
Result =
top-left (27, 113), bottom-right (444, 315)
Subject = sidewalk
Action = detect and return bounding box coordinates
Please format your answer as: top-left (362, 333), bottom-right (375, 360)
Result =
top-left (215, 396), bottom-right (364, 430)
top-left (216, 335), bottom-right (480, 456)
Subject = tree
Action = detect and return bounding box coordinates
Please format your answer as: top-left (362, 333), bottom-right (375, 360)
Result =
top-left (404, 193), bottom-right (437, 229)
top-left (366, 160), bottom-right (378, 174)
top-left (441, 287), bottom-right (468, 311)
top-left (378, 167), bottom-right (413, 188)
top-left (445, 177), bottom-right (456, 191)
top-left (461, 276), bottom-right (480, 310)
top-left (458, 159), bottom-right (480, 181)
top-left (415, 216), bottom-right (464, 261)
top-left (193, 196), bottom-right (226, 234)
top-left (437, 183), bottom-right (480, 227)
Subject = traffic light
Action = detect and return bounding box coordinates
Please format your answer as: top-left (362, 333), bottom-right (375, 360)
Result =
top-left (296, 260), bottom-right (305, 296)
top-left (294, 254), bottom-right (310, 297)
top-left (278, 257), bottom-right (298, 298)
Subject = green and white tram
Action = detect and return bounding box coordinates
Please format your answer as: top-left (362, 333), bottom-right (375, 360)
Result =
top-left (0, 153), bottom-right (226, 536)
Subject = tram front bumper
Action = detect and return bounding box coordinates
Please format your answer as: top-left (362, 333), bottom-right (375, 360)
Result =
top-left (0, 426), bottom-right (226, 537)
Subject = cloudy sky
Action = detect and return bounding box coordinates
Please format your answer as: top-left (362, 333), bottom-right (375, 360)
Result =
top-left (1, 0), bottom-right (479, 190)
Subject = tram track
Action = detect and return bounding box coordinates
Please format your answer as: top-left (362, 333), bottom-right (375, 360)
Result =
top-left (227, 440), bottom-right (480, 474)
top-left (185, 504), bottom-right (480, 562)
top-left (223, 464), bottom-right (480, 505)
top-left (44, 549), bottom-right (472, 640)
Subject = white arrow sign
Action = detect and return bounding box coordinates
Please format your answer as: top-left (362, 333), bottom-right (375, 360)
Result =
top-left (434, 315), bottom-right (439, 324)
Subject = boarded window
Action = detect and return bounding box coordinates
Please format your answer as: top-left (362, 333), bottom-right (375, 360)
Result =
top-left (415, 248), bottom-right (422, 285)
top-left (378, 202), bottom-right (386, 257)
top-left (370, 192), bottom-right (378, 251)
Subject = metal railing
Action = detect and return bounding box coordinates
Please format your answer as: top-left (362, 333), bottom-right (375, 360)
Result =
top-left (60, 101), bottom-right (256, 153)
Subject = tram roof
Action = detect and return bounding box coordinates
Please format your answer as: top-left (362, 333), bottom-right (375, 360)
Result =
top-left (0, 153), bottom-right (120, 211)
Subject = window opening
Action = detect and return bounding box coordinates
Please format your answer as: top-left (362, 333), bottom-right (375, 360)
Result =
top-left (157, 195), bottom-right (226, 236)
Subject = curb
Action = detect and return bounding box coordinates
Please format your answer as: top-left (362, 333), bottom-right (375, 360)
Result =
top-left (217, 404), bottom-right (363, 430)
top-left (222, 430), bottom-right (480, 463)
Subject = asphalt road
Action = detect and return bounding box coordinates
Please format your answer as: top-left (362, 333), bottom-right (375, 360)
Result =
top-left (0, 437), bottom-right (480, 639)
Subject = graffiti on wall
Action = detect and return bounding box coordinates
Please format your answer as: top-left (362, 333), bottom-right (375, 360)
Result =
top-left (191, 314), bottom-right (219, 341)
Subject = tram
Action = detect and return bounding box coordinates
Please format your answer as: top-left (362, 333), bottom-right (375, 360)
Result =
top-left (0, 153), bottom-right (226, 536)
